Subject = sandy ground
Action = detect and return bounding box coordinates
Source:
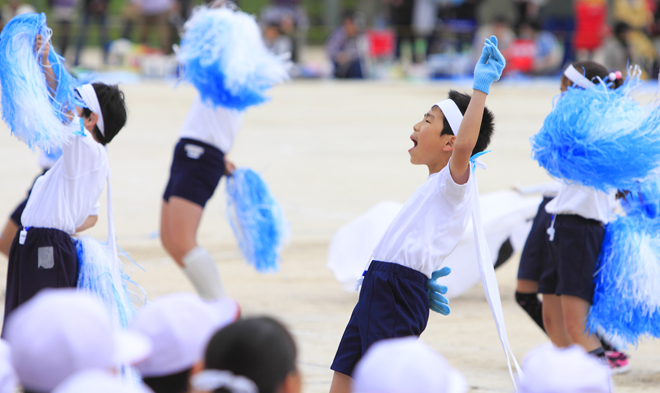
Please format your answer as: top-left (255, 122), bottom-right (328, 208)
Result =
top-left (0, 79), bottom-right (659, 392)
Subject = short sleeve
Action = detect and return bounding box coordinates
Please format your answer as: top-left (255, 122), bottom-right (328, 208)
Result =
top-left (440, 160), bottom-right (471, 205)
top-left (89, 201), bottom-right (100, 216)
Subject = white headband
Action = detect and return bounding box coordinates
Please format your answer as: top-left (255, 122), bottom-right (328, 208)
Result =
top-left (435, 99), bottom-right (464, 136)
top-left (563, 65), bottom-right (596, 89)
top-left (77, 84), bottom-right (105, 136)
top-left (191, 370), bottom-right (258, 393)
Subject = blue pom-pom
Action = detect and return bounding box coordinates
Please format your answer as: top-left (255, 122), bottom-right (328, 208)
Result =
top-left (530, 69), bottom-right (660, 191)
top-left (588, 212), bottom-right (660, 346)
top-left (0, 12), bottom-right (82, 150)
top-left (621, 178), bottom-right (660, 219)
top-left (177, 7), bottom-right (289, 111)
top-left (75, 236), bottom-right (144, 329)
top-left (226, 168), bottom-right (288, 272)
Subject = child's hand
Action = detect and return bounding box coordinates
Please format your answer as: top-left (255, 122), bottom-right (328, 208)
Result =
top-left (473, 35), bottom-right (506, 95)
top-left (224, 158), bottom-right (236, 176)
top-left (427, 267), bottom-right (451, 315)
top-left (34, 34), bottom-right (51, 66)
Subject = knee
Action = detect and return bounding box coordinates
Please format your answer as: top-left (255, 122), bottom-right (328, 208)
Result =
top-left (564, 316), bottom-right (586, 338)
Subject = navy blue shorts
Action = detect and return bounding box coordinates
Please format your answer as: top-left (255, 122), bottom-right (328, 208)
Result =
top-left (3, 227), bottom-right (78, 330)
top-left (517, 197), bottom-right (554, 282)
top-left (9, 169), bottom-right (49, 227)
top-left (538, 214), bottom-right (605, 303)
top-left (330, 261), bottom-right (429, 376)
top-left (163, 138), bottom-right (226, 208)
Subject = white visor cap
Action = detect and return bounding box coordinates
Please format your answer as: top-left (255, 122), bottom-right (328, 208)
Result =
top-left (4, 289), bottom-right (152, 392)
top-left (131, 293), bottom-right (240, 377)
top-left (517, 344), bottom-right (612, 393)
top-left (53, 370), bottom-right (152, 393)
top-left (352, 337), bottom-right (467, 393)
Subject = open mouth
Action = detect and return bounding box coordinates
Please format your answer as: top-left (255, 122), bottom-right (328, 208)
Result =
top-left (409, 137), bottom-right (418, 151)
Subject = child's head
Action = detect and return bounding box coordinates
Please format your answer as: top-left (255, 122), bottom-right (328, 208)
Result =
top-left (79, 83), bottom-right (127, 146)
top-left (560, 60), bottom-right (623, 92)
top-left (410, 90), bottom-right (494, 168)
top-left (353, 337), bottom-right (467, 393)
top-left (196, 316), bottom-right (300, 393)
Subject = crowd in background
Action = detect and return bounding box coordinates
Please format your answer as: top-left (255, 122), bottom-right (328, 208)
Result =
top-left (0, 0), bottom-right (659, 79)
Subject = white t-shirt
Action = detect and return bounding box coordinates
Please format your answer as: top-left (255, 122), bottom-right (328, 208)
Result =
top-left (545, 183), bottom-right (615, 224)
top-left (22, 125), bottom-right (108, 235)
top-left (178, 96), bottom-right (243, 154)
top-left (371, 161), bottom-right (474, 278)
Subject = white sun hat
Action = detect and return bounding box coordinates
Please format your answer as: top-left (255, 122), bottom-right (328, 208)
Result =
top-left (4, 289), bottom-right (151, 392)
top-left (517, 344), bottom-right (612, 393)
top-left (352, 337), bottom-right (467, 393)
top-left (130, 293), bottom-right (240, 377)
top-left (0, 340), bottom-right (17, 393)
top-left (53, 370), bottom-right (152, 393)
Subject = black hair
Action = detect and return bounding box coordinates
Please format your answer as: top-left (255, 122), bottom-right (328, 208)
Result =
top-left (204, 316), bottom-right (297, 393)
top-left (439, 90), bottom-right (494, 156)
top-left (142, 368), bottom-right (193, 393)
top-left (341, 10), bottom-right (356, 22)
top-left (562, 60), bottom-right (624, 90)
top-left (81, 83), bottom-right (127, 146)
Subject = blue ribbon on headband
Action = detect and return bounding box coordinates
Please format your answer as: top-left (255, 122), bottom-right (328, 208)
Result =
top-left (470, 150), bottom-right (491, 172)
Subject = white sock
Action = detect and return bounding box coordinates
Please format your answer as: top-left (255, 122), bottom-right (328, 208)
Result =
top-left (182, 246), bottom-right (226, 300)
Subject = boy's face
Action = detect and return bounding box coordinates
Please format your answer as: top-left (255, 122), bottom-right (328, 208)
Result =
top-left (409, 106), bottom-right (454, 168)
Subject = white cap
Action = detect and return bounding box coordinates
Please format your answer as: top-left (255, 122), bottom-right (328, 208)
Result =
top-left (53, 370), bottom-right (153, 393)
top-left (352, 337), bottom-right (467, 393)
top-left (4, 289), bottom-right (152, 392)
top-left (0, 340), bottom-right (17, 393)
top-left (130, 293), bottom-right (240, 377)
top-left (517, 344), bottom-right (612, 393)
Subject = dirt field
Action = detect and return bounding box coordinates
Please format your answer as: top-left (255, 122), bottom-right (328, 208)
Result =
top-left (0, 79), bottom-right (658, 392)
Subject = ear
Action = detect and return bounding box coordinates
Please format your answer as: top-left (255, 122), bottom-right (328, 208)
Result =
top-left (279, 370), bottom-right (302, 393)
top-left (442, 135), bottom-right (455, 152)
top-left (84, 112), bottom-right (98, 130)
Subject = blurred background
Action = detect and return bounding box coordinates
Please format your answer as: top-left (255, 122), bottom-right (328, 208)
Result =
top-left (1, 0), bottom-right (659, 86)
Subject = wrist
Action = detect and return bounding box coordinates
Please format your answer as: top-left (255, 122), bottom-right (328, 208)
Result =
top-left (473, 73), bottom-right (494, 95)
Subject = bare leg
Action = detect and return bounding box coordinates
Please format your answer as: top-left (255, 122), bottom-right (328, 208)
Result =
top-left (516, 279), bottom-right (538, 293)
top-left (160, 197), bottom-right (203, 267)
top-left (542, 294), bottom-right (571, 347)
top-left (329, 371), bottom-right (352, 393)
top-left (0, 220), bottom-right (18, 257)
top-left (562, 295), bottom-right (601, 352)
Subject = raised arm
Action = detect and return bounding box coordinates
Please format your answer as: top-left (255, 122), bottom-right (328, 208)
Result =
top-left (35, 35), bottom-right (57, 95)
top-left (449, 36), bottom-right (505, 184)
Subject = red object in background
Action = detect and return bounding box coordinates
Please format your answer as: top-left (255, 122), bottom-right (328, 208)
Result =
top-left (367, 29), bottom-right (395, 58)
top-left (506, 39), bottom-right (536, 73)
top-left (574, 1), bottom-right (607, 51)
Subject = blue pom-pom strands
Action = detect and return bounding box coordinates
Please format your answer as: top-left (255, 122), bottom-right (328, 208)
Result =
top-left (0, 13), bottom-right (82, 150)
top-left (530, 67), bottom-right (660, 192)
top-left (226, 168), bottom-right (288, 272)
top-left (588, 210), bottom-right (660, 346)
top-left (177, 6), bottom-right (289, 111)
top-left (75, 236), bottom-right (145, 330)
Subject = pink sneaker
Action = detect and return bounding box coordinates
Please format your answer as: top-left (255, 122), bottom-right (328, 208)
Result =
top-left (606, 350), bottom-right (631, 374)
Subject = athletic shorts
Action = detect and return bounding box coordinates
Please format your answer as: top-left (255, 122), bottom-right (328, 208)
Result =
top-left (538, 214), bottom-right (605, 303)
top-left (163, 138), bottom-right (226, 208)
top-left (517, 197), bottom-right (554, 282)
top-left (330, 261), bottom-right (429, 377)
top-left (3, 227), bottom-right (78, 331)
top-left (9, 169), bottom-right (49, 227)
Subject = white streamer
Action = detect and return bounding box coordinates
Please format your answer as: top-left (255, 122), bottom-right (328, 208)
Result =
top-left (469, 167), bottom-right (523, 387)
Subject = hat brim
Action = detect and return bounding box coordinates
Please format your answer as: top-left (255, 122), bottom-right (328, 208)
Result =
top-left (114, 331), bottom-right (152, 366)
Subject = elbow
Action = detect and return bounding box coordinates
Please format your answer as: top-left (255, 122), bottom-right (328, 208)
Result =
top-left (88, 216), bottom-right (98, 228)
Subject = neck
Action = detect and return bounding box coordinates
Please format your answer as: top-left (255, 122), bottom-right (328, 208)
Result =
top-left (427, 154), bottom-right (450, 175)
